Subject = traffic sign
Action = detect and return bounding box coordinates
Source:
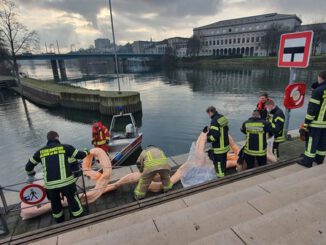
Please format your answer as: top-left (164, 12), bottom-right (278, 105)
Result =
top-left (283, 82), bottom-right (307, 109)
top-left (20, 184), bottom-right (46, 205)
top-left (278, 31), bottom-right (314, 68)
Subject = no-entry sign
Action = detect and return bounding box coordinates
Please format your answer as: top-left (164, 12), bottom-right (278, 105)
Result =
top-left (278, 31), bottom-right (314, 68)
top-left (20, 184), bottom-right (46, 205)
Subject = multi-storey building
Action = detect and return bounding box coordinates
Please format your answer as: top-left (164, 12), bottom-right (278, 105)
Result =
top-left (193, 13), bottom-right (302, 57)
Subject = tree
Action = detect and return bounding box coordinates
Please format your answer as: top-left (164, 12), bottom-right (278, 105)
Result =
top-left (0, 34), bottom-right (11, 74)
top-left (310, 23), bottom-right (326, 56)
top-left (187, 35), bottom-right (200, 57)
top-left (0, 0), bottom-right (39, 81)
top-left (262, 23), bottom-right (289, 56)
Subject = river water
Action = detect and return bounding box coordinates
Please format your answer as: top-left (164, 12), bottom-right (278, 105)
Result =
top-left (0, 60), bottom-right (320, 184)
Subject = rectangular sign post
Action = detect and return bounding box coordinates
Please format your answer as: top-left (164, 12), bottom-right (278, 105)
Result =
top-left (278, 31), bottom-right (314, 138)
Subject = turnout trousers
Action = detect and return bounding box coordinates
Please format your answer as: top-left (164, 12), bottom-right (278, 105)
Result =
top-left (302, 127), bottom-right (326, 166)
top-left (46, 183), bottom-right (83, 223)
top-left (134, 169), bottom-right (173, 199)
top-left (209, 151), bottom-right (227, 178)
top-left (243, 153), bottom-right (267, 169)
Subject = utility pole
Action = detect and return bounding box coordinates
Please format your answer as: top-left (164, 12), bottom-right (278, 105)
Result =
top-left (56, 40), bottom-right (60, 54)
top-left (108, 0), bottom-right (121, 93)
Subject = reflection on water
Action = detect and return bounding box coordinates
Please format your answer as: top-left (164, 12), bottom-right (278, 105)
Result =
top-left (0, 62), bottom-right (320, 184)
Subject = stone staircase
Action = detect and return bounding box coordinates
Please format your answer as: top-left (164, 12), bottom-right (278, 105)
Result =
top-left (31, 162), bottom-right (326, 245)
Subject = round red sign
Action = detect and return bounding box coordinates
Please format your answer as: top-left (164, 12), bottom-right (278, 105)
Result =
top-left (20, 184), bottom-right (46, 205)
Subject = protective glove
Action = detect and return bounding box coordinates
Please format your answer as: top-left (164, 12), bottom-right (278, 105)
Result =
top-left (26, 172), bottom-right (35, 183)
top-left (91, 140), bottom-right (95, 145)
top-left (202, 126), bottom-right (208, 133)
top-left (84, 148), bottom-right (90, 155)
top-left (136, 161), bottom-right (144, 173)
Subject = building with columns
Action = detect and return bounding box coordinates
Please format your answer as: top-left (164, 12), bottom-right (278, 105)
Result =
top-left (193, 13), bottom-right (302, 57)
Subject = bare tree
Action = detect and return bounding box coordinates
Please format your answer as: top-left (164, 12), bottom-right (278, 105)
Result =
top-left (310, 23), bottom-right (326, 56)
top-left (0, 34), bottom-right (11, 74)
top-left (0, 0), bottom-right (39, 81)
top-left (262, 23), bottom-right (289, 56)
top-left (187, 35), bottom-right (200, 57)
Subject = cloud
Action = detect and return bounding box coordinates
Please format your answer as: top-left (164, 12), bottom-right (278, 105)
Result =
top-left (15, 0), bottom-right (326, 52)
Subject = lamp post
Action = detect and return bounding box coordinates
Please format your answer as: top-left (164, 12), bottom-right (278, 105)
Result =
top-left (108, 0), bottom-right (121, 93)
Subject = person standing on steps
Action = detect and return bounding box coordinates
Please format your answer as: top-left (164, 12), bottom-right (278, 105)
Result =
top-left (206, 106), bottom-right (230, 178)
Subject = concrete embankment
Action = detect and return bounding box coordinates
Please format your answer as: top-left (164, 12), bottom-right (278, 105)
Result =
top-left (12, 78), bottom-right (142, 115)
top-left (177, 55), bottom-right (326, 69)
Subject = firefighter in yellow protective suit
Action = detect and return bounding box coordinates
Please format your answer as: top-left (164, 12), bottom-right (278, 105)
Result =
top-left (134, 146), bottom-right (173, 200)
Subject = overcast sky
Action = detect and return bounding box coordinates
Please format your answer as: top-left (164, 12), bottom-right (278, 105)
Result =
top-left (16, 0), bottom-right (326, 52)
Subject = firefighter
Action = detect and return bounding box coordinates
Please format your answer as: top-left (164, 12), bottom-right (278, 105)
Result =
top-left (241, 110), bottom-right (273, 169)
top-left (25, 131), bottom-right (89, 223)
top-left (299, 71), bottom-right (326, 168)
top-left (92, 121), bottom-right (110, 153)
top-left (134, 146), bottom-right (173, 200)
top-left (265, 100), bottom-right (286, 159)
top-left (206, 106), bottom-right (230, 178)
top-left (256, 92), bottom-right (271, 120)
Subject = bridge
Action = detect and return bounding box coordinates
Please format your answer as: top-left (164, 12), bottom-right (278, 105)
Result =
top-left (15, 53), bottom-right (164, 61)
top-left (16, 53), bottom-right (164, 81)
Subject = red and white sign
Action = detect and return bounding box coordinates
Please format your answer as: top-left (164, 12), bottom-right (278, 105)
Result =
top-left (20, 184), bottom-right (46, 205)
top-left (278, 31), bottom-right (314, 68)
top-left (283, 82), bottom-right (307, 109)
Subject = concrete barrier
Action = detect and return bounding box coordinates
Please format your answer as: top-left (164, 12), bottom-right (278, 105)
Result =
top-left (15, 78), bottom-right (142, 115)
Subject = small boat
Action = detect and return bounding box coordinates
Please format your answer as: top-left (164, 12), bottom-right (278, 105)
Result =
top-left (108, 113), bottom-right (142, 166)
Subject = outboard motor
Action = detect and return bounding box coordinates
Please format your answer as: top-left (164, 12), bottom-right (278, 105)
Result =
top-left (125, 123), bottom-right (135, 138)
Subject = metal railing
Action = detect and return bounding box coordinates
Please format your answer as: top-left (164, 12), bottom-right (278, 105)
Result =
top-left (0, 163), bottom-right (131, 237)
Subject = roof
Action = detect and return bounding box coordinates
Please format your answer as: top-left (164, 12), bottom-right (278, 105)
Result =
top-left (194, 13), bottom-right (302, 30)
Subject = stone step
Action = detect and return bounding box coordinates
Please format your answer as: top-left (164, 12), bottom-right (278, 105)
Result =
top-left (188, 229), bottom-right (245, 245)
top-left (183, 164), bottom-right (304, 207)
top-left (249, 173), bottom-right (326, 214)
top-left (258, 162), bottom-right (326, 193)
top-left (154, 185), bottom-right (267, 231)
top-left (232, 189), bottom-right (326, 245)
top-left (89, 202), bottom-right (261, 245)
top-left (57, 198), bottom-right (187, 244)
top-left (78, 219), bottom-right (157, 245)
top-left (273, 219), bottom-right (326, 245)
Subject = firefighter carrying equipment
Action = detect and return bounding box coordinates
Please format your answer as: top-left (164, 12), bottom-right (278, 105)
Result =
top-left (134, 146), bottom-right (173, 199)
top-left (92, 121), bottom-right (110, 152)
top-left (207, 112), bottom-right (230, 177)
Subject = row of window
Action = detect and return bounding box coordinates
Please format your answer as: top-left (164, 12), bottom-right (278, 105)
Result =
top-left (200, 24), bottom-right (268, 36)
top-left (201, 36), bottom-right (265, 47)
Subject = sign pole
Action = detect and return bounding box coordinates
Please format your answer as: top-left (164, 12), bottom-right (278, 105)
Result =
top-left (284, 67), bottom-right (297, 139)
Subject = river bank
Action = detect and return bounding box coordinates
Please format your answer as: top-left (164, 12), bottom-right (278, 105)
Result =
top-left (176, 55), bottom-right (326, 69)
top-left (12, 78), bottom-right (142, 115)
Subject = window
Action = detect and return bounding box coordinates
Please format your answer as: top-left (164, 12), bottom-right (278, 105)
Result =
top-left (256, 36), bottom-right (260, 42)
top-left (242, 38), bottom-right (245, 43)
top-left (251, 37), bottom-right (254, 43)
top-left (242, 27), bottom-right (245, 31)
top-left (229, 28), bottom-right (232, 32)
top-left (213, 40), bottom-right (216, 45)
top-left (217, 40), bottom-right (220, 45)
top-left (229, 39), bottom-right (232, 44)
top-left (247, 37), bottom-right (250, 43)
top-left (206, 41), bottom-right (208, 46)
top-left (238, 38), bottom-right (241, 44)
top-left (235, 28), bottom-right (239, 31)
top-left (225, 39), bottom-right (228, 44)
top-left (233, 38), bottom-right (236, 43)
top-left (209, 40), bottom-right (212, 45)
top-left (256, 25), bottom-right (260, 29)
top-left (249, 27), bottom-right (252, 30)
top-left (221, 40), bottom-right (224, 45)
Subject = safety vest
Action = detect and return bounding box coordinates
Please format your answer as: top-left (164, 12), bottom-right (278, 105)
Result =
top-left (242, 118), bottom-right (272, 156)
top-left (143, 149), bottom-right (169, 171)
top-left (208, 114), bottom-right (230, 154)
top-left (92, 126), bottom-right (110, 146)
top-left (305, 82), bottom-right (326, 128)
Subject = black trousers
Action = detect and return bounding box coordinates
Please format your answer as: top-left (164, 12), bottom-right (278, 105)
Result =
top-left (209, 151), bottom-right (227, 177)
top-left (243, 153), bottom-right (267, 169)
top-left (302, 127), bottom-right (326, 166)
top-left (273, 142), bottom-right (280, 159)
top-left (46, 184), bottom-right (83, 223)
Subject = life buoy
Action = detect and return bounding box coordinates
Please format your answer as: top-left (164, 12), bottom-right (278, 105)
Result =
top-left (283, 83), bottom-right (306, 109)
